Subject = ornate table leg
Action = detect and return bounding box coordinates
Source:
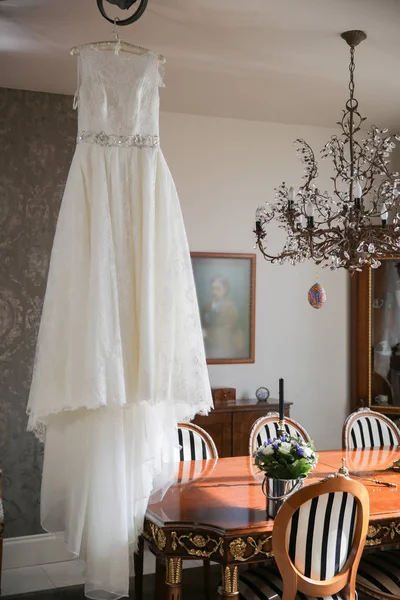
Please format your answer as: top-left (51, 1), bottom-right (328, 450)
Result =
top-left (165, 557), bottom-right (183, 600)
top-left (219, 565), bottom-right (239, 599)
top-left (203, 558), bottom-right (211, 600)
top-left (133, 535), bottom-right (144, 600)
top-left (155, 557), bottom-right (166, 600)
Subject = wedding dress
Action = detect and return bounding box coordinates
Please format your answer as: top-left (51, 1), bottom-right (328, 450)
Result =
top-left (27, 45), bottom-right (212, 599)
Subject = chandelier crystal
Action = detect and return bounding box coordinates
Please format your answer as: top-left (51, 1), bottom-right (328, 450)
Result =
top-left (255, 30), bottom-right (400, 272)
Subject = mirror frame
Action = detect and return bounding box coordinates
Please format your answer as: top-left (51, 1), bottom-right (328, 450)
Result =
top-left (351, 257), bottom-right (400, 415)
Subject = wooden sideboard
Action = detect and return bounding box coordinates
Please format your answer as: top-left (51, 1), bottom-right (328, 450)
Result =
top-left (192, 399), bottom-right (292, 457)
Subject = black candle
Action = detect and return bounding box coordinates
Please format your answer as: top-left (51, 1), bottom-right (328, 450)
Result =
top-left (279, 378), bottom-right (284, 422)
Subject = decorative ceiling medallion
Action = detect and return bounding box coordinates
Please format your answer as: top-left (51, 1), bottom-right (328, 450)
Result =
top-left (97, 0), bottom-right (148, 26)
top-left (106, 0), bottom-right (137, 9)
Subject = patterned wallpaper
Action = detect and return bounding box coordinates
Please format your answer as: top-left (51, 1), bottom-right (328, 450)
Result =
top-left (0, 88), bottom-right (76, 537)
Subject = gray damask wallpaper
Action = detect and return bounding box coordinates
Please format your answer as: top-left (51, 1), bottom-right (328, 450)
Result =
top-left (0, 87), bottom-right (76, 537)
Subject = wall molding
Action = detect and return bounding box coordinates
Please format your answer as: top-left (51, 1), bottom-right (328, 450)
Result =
top-left (3, 533), bottom-right (75, 569)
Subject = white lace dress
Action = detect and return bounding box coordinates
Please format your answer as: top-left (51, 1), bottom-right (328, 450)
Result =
top-left (26, 46), bottom-right (212, 600)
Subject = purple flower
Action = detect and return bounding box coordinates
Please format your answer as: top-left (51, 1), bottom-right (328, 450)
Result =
top-left (296, 445), bottom-right (304, 457)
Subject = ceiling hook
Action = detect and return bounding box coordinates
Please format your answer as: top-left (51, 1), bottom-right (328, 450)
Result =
top-left (97, 0), bottom-right (148, 27)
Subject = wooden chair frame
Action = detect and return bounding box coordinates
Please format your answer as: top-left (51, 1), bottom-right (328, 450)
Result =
top-left (342, 407), bottom-right (400, 450)
top-left (249, 412), bottom-right (311, 455)
top-left (273, 476), bottom-right (370, 600)
top-left (178, 422), bottom-right (219, 459)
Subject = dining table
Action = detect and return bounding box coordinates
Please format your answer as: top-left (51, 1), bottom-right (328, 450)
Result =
top-left (139, 447), bottom-right (400, 599)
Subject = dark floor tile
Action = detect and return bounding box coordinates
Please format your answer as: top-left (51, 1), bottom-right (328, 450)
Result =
top-left (4, 565), bottom-right (221, 600)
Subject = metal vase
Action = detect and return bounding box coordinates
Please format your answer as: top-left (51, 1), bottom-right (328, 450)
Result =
top-left (262, 476), bottom-right (304, 519)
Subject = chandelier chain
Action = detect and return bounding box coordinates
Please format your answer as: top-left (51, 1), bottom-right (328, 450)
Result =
top-left (348, 45), bottom-right (356, 191)
top-left (349, 46), bottom-right (356, 101)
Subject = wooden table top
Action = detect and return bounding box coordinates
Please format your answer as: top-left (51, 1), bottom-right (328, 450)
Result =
top-left (147, 448), bottom-right (400, 535)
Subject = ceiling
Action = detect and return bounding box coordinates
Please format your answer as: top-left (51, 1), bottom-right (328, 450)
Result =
top-left (1, 0), bottom-right (400, 129)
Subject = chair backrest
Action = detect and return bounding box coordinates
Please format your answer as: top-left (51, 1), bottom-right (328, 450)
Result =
top-left (273, 476), bottom-right (370, 600)
top-left (249, 412), bottom-right (311, 455)
top-left (342, 408), bottom-right (400, 450)
top-left (177, 423), bottom-right (218, 461)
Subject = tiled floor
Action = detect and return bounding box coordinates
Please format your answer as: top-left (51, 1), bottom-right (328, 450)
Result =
top-left (1, 564), bottom-right (222, 599)
top-left (2, 566), bottom-right (55, 596)
top-left (1, 549), bottom-right (205, 597)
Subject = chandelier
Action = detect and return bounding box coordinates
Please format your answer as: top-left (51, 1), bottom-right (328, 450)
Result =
top-left (254, 30), bottom-right (400, 272)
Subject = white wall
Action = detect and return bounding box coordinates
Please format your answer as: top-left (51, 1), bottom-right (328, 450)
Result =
top-left (160, 111), bottom-right (349, 451)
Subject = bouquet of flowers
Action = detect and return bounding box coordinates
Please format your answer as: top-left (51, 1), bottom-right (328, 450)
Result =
top-left (254, 434), bottom-right (318, 480)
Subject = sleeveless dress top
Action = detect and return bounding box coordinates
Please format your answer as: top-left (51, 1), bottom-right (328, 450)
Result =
top-left (27, 46), bottom-right (212, 600)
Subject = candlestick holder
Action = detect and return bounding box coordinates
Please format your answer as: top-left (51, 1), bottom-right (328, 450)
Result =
top-left (277, 419), bottom-right (286, 437)
top-left (337, 457), bottom-right (350, 479)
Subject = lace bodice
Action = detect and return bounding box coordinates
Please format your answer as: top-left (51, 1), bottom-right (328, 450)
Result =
top-left (75, 46), bottom-right (163, 137)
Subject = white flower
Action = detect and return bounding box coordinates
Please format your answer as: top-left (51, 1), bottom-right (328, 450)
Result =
top-left (261, 445), bottom-right (274, 456)
top-left (303, 447), bottom-right (314, 459)
top-left (278, 442), bottom-right (292, 456)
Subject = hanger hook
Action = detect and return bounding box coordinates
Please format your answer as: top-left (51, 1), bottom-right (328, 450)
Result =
top-left (113, 16), bottom-right (121, 42)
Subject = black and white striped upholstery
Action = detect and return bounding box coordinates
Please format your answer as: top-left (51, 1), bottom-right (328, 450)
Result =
top-left (357, 550), bottom-right (400, 599)
top-left (249, 413), bottom-right (311, 455)
top-left (238, 564), bottom-right (344, 600)
top-left (286, 491), bottom-right (358, 580)
top-left (177, 424), bottom-right (218, 461)
top-left (238, 488), bottom-right (361, 600)
top-left (343, 409), bottom-right (400, 450)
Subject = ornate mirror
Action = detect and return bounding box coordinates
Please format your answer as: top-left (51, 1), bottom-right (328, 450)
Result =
top-left (352, 258), bottom-right (400, 417)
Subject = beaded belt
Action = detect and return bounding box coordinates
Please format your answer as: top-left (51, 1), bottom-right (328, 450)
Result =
top-left (77, 130), bottom-right (159, 148)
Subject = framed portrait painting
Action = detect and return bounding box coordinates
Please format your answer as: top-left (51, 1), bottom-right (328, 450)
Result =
top-left (191, 252), bottom-right (256, 364)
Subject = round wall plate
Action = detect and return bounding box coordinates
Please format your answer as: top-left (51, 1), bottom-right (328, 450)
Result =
top-left (255, 386), bottom-right (270, 402)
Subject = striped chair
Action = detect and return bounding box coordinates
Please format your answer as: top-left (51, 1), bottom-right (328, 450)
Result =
top-left (343, 410), bottom-right (400, 600)
top-left (177, 424), bottom-right (218, 599)
top-left (357, 549), bottom-right (400, 599)
top-left (177, 423), bottom-right (218, 461)
top-left (342, 408), bottom-right (400, 450)
top-left (174, 424), bottom-right (218, 486)
top-left (134, 424), bottom-right (218, 600)
top-left (249, 412), bottom-right (311, 455)
top-left (236, 475), bottom-right (370, 600)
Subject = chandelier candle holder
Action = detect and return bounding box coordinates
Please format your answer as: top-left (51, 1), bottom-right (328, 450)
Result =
top-left (278, 377), bottom-right (285, 435)
top-left (255, 30), bottom-right (400, 272)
